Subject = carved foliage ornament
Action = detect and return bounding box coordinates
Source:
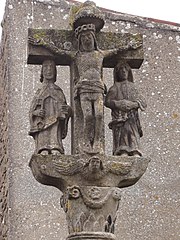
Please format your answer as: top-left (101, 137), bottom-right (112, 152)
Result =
top-left (60, 186), bottom-right (121, 234)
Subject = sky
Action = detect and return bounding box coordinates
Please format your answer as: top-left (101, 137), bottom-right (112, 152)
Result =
top-left (0, 0), bottom-right (180, 37)
top-left (76, 0), bottom-right (180, 24)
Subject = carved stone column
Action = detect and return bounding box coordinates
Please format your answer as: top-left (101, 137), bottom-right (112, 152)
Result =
top-left (28, 1), bottom-right (150, 240)
top-left (29, 154), bottom-right (150, 240)
top-left (62, 186), bottom-right (120, 238)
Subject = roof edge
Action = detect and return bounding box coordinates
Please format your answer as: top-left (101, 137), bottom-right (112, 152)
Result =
top-left (67, 0), bottom-right (180, 28)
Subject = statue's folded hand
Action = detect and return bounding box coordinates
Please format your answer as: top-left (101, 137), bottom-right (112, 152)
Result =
top-left (58, 105), bottom-right (70, 119)
top-left (60, 105), bottom-right (69, 115)
top-left (113, 100), bottom-right (138, 112)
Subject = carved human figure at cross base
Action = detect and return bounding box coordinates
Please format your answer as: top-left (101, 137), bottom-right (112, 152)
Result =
top-left (105, 61), bottom-right (147, 157)
top-left (29, 59), bottom-right (72, 155)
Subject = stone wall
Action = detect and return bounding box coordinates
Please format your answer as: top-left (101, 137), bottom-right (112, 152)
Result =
top-left (0, 6), bottom-right (9, 239)
top-left (0, 0), bottom-right (179, 239)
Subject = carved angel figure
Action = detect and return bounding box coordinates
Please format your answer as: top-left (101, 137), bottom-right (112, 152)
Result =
top-left (29, 59), bottom-right (72, 155)
top-left (105, 61), bottom-right (147, 157)
top-left (52, 155), bottom-right (132, 182)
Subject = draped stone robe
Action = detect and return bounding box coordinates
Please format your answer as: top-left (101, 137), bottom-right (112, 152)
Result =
top-left (29, 83), bottom-right (70, 154)
top-left (105, 80), bottom-right (146, 156)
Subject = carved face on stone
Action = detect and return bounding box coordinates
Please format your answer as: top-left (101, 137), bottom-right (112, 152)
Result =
top-left (79, 30), bottom-right (95, 52)
top-left (114, 62), bottom-right (133, 83)
top-left (89, 157), bottom-right (101, 171)
top-left (88, 187), bottom-right (101, 199)
top-left (116, 66), bottom-right (129, 81)
top-left (42, 59), bottom-right (56, 82)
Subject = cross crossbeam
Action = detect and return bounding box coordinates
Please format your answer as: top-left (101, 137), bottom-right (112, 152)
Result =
top-left (27, 28), bottom-right (143, 68)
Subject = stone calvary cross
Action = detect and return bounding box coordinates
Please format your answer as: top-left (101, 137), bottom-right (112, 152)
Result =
top-left (28, 1), bottom-right (150, 240)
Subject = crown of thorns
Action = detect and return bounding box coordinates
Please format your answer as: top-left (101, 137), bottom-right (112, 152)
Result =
top-left (75, 24), bottom-right (96, 38)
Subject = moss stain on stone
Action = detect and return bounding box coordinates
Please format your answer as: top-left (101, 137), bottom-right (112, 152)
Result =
top-left (69, 4), bottom-right (84, 29)
top-left (33, 30), bottom-right (46, 40)
top-left (32, 30), bottom-right (47, 45)
top-left (172, 112), bottom-right (178, 119)
top-left (111, 162), bottom-right (123, 170)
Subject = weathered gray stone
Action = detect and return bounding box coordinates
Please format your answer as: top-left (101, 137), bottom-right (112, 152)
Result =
top-left (0, 0), bottom-right (180, 239)
top-left (27, 4), bottom-right (149, 239)
top-left (29, 59), bottom-right (72, 155)
top-left (28, 28), bottom-right (143, 68)
top-left (27, 2), bottom-right (144, 158)
top-left (29, 153), bottom-right (149, 239)
top-left (29, 154), bottom-right (150, 189)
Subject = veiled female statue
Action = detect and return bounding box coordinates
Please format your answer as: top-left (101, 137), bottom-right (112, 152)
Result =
top-left (105, 61), bottom-right (147, 157)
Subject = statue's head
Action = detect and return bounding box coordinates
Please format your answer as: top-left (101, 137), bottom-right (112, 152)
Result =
top-left (40, 59), bottom-right (57, 83)
top-left (114, 61), bottom-right (133, 83)
top-left (72, 0), bottom-right (104, 52)
top-left (88, 156), bottom-right (103, 172)
top-left (75, 24), bottom-right (98, 52)
top-left (79, 30), bottom-right (97, 52)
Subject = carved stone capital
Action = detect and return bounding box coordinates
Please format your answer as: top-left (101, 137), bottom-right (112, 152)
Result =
top-left (29, 154), bottom-right (150, 238)
top-left (61, 186), bottom-right (120, 236)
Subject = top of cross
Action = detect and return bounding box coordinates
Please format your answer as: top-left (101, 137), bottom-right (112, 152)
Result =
top-left (71, 0), bottom-right (105, 32)
top-left (27, 0), bottom-right (144, 68)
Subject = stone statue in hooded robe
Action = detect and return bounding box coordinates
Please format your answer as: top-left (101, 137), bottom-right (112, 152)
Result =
top-left (105, 61), bottom-right (147, 156)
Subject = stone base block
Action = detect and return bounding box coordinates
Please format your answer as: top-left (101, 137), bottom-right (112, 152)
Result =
top-left (67, 232), bottom-right (116, 240)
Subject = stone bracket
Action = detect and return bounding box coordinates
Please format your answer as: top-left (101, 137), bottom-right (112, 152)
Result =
top-left (29, 154), bottom-right (150, 191)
